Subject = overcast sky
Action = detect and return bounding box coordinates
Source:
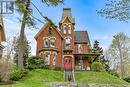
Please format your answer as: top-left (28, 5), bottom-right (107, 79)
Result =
top-left (3, 0), bottom-right (130, 55)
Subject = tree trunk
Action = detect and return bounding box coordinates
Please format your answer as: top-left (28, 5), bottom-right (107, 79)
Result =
top-left (18, 0), bottom-right (30, 69)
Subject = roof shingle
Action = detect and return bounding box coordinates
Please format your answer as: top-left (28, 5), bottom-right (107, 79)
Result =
top-left (74, 31), bottom-right (90, 45)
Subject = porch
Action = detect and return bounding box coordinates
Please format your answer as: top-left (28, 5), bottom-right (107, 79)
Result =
top-left (74, 53), bottom-right (101, 71)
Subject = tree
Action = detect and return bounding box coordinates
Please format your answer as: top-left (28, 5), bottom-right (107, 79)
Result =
top-left (14, 36), bottom-right (31, 67)
top-left (97, 0), bottom-right (130, 22)
top-left (16, 0), bottom-right (64, 69)
top-left (108, 32), bottom-right (130, 78)
top-left (91, 40), bottom-right (103, 54)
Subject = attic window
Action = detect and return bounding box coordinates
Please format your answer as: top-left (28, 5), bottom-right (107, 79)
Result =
top-left (48, 27), bottom-right (52, 35)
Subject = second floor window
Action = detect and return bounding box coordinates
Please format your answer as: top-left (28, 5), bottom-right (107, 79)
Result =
top-left (44, 38), bottom-right (49, 47)
top-left (63, 25), bottom-right (66, 34)
top-left (68, 25), bottom-right (71, 34)
top-left (78, 44), bottom-right (83, 53)
top-left (66, 38), bottom-right (71, 49)
top-left (50, 39), bottom-right (55, 48)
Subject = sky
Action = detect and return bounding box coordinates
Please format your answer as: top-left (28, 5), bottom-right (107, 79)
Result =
top-left (2, 0), bottom-right (130, 55)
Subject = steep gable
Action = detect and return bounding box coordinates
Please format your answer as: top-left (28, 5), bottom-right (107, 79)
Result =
top-left (35, 22), bottom-right (63, 40)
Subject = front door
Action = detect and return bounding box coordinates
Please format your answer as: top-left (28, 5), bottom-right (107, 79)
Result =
top-left (64, 58), bottom-right (72, 71)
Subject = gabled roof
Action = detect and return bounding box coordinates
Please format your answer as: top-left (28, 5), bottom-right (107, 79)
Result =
top-left (60, 8), bottom-right (75, 23)
top-left (0, 14), bottom-right (6, 41)
top-left (74, 31), bottom-right (90, 45)
top-left (34, 22), bottom-right (63, 39)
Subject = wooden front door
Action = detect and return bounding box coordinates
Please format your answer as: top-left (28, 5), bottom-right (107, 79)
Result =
top-left (64, 58), bottom-right (72, 71)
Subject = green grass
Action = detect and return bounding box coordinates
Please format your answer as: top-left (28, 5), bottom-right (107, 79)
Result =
top-left (0, 69), bottom-right (63, 87)
top-left (75, 71), bottom-right (130, 85)
top-left (0, 69), bottom-right (129, 87)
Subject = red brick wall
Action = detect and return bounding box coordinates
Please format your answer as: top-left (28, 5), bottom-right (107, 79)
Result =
top-left (74, 43), bottom-right (89, 54)
top-left (35, 23), bottom-right (63, 67)
top-left (60, 17), bottom-right (75, 50)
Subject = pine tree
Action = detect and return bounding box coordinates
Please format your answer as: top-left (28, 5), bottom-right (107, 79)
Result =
top-left (91, 40), bottom-right (103, 54)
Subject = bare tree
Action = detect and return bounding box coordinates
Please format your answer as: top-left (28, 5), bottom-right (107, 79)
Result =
top-left (108, 32), bottom-right (130, 78)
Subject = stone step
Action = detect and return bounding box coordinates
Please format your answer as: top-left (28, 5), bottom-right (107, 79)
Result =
top-left (51, 82), bottom-right (78, 87)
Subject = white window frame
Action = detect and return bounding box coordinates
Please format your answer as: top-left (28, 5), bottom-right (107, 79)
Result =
top-left (44, 52), bottom-right (50, 65)
top-left (53, 52), bottom-right (57, 65)
top-left (78, 44), bottom-right (83, 53)
top-left (44, 38), bottom-right (49, 47)
top-left (50, 39), bottom-right (55, 48)
top-left (63, 24), bottom-right (66, 34)
top-left (68, 25), bottom-right (71, 34)
top-left (65, 37), bottom-right (71, 49)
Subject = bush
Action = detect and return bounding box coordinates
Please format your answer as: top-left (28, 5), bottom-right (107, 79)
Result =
top-left (108, 70), bottom-right (119, 77)
top-left (91, 62), bottom-right (104, 72)
top-left (26, 65), bottom-right (37, 70)
top-left (27, 56), bottom-right (46, 70)
top-left (54, 67), bottom-right (61, 71)
top-left (9, 69), bottom-right (28, 81)
top-left (123, 77), bottom-right (130, 83)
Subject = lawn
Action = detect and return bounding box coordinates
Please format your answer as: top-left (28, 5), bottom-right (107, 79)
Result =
top-left (0, 69), bottom-right (64, 87)
top-left (75, 71), bottom-right (130, 85)
top-left (0, 69), bottom-right (129, 87)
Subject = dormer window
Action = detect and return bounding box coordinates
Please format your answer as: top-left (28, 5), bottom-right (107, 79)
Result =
top-left (50, 39), bottom-right (55, 48)
top-left (44, 38), bottom-right (49, 47)
top-left (65, 37), bottom-right (71, 49)
top-left (68, 25), bottom-right (71, 34)
top-left (63, 24), bottom-right (66, 34)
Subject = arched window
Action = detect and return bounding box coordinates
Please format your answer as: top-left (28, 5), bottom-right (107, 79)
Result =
top-left (50, 39), bottom-right (56, 48)
top-left (44, 52), bottom-right (50, 65)
top-left (53, 52), bottom-right (57, 65)
top-left (63, 24), bottom-right (66, 34)
top-left (44, 38), bottom-right (49, 47)
top-left (65, 37), bottom-right (71, 49)
top-left (68, 25), bottom-right (71, 34)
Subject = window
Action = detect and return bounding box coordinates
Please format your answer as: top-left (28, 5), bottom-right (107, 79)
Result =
top-left (50, 39), bottom-right (55, 48)
top-left (66, 38), bottom-right (71, 49)
top-left (45, 52), bottom-right (50, 65)
top-left (48, 27), bottom-right (52, 35)
top-left (63, 25), bottom-right (66, 34)
top-left (78, 44), bottom-right (83, 53)
top-left (44, 38), bottom-right (49, 47)
top-left (68, 25), bottom-right (71, 34)
top-left (53, 52), bottom-right (57, 65)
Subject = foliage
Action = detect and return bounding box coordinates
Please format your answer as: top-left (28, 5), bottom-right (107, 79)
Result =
top-left (97, 0), bottom-right (130, 22)
top-left (90, 40), bottom-right (103, 54)
top-left (108, 70), bottom-right (119, 77)
top-left (123, 76), bottom-right (130, 83)
top-left (14, 36), bottom-right (31, 67)
top-left (99, 55), bottom-right (110, 71)
top-left (91, 62), bottom-right (104, 72)
top-left (0, 58), bottom-right (12, 82)
top-left (44, 16), bottom-right (58, 28)
top-left (42, 0), bottom-right (64, 6)
top-left (27, 56), bottom-right (46, 70)
top-left (108, 32), bottom-right (130, 78)
top-left (9, 69), bottom-right (28, 81)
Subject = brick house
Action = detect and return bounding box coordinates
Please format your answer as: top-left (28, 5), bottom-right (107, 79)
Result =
top-left (0, 14), bottom-right (6, 58)
top-left (35, 8), bottom-right (100, 71)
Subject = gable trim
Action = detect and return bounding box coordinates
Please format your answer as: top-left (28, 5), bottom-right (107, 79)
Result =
top-left (34, 22), bottom-right (63, 39)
